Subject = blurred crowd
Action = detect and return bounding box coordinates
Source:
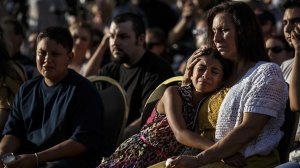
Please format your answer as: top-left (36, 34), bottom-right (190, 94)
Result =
top-left (0, 0), bottom-right (299, 167)
top-left (0, 0), bottom-right (292, 78)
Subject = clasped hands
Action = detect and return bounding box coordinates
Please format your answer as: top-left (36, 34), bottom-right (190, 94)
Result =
top-left (1, 154), bottom-right (38, 168)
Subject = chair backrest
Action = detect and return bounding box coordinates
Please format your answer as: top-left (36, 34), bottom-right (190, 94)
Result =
top-left (277, 98), bottom-right (299, 163)
top-left (141, 76), bottom-right (183, 126)
top-left (88, 75), bottom-right (129, 157)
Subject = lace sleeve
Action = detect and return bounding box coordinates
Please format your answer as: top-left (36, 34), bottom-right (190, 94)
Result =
top-left (244, 63), bottom-right (288, 117)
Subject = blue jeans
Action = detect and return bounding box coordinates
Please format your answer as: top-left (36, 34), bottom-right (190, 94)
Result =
top-left (275, 161), bottom-right (300, 168)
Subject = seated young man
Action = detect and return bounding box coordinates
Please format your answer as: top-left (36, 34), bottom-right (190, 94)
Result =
top-left (0, 27), bottom-right (103, 168)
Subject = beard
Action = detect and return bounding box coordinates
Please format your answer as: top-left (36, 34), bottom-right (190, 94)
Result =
top-left (111, 49), bottom-right (130, 64)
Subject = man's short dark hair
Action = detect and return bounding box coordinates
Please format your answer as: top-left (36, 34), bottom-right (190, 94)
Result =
top-left (282, 0), bottom-right (300, 11)
top-left (112, 13), bottom-right (146, 37)
top-left (37, 27), bottom-right (73, 53)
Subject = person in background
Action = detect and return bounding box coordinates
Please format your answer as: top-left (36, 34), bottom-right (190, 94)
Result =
top-left (281, 0), bottom-right (300, 85)
top-left (0, 27), bottom-right (103, 168)
top-left (98, 48), bottom-right (232, 168)
top-left (275, 0), bottom-right (300, 167)
top-left (0, 25), bottom-right (26, 136)
top-left (84, 13), bottom-right (174, 142)
top-left (21, 30), bottom-right (39, 64)
top-left (88, 0), bottom-right (113, 33)
top-left (69, 23), bottom-right (93, 75)
top-left (1, 16), bottom-right (37, 79)
top-left (255, 8), bottom-right (277, 38)
top-left (145, 27), bottom-right (172, 63)
top-left (265, 35), bottom-right (293, 65)
top-left (177, 15), bottom-right (208, 75)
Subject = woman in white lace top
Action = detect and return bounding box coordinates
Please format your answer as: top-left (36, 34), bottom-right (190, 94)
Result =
top-left (163, 1), bottom-right (288, 168)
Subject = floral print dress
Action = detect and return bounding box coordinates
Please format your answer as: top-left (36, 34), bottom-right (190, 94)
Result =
top-left (97, 85), bottom-right (198, 168)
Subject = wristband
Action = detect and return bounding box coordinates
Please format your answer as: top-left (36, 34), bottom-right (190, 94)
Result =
top-left (34, 153), bottom-right (39, 167)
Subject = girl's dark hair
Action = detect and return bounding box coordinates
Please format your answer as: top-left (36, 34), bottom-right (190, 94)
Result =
top-left (207, 1), bottom-right (268, 62)
top-left (199, 48), bottom-right (232, 81)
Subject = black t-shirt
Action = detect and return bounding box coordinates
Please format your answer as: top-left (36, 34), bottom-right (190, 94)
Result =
top-left (100, 51), bottom-right (174, 125)
top-left (3, 69), bottom-right (103, 157)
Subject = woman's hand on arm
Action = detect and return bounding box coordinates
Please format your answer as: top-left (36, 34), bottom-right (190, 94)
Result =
top-left (222, 152), bottom-right (246, 167)
top-left (168, 112), bottom-right (270, 168)
top-left (162, 87), bottom-right (214, 150)
top-left (182, 48), bottom-right (208, 86)
top-left (196, 112), bottom-right (270, 165)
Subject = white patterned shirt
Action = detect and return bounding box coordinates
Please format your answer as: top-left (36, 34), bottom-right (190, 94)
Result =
top-left (280, 58), bottom-right (294, 84)
top-left (215, 62), bottom-right (288, 157)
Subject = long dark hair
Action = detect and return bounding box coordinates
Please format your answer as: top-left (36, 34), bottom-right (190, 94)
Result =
top-left (207, 1), bottom-right (268, 62)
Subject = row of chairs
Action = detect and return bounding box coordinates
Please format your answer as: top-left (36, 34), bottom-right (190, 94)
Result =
top-left (88, 75), bottom-right (129, 157)
top-left (88, 75), bottom-right (183, 156)
top-left (88, 75), bottom-right (298, 163)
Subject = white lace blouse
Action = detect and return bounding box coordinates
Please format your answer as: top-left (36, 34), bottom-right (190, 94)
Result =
top-left (215, 61), bottom-right (288, 157)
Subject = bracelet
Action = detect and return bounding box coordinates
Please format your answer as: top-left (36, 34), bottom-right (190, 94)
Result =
top-left (34, 153), bottom-right (39, 167)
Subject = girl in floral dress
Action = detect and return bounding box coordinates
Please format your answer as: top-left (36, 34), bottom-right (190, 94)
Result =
top-left (97, 48), bottom-right (232, 168)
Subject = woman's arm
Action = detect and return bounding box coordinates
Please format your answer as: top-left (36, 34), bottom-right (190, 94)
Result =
top-left (160, 86), bottom-right (214, 150)
top-left (168, 112), bottom-right (270, 168)
top-left (82, 33), bottom-right (110, 77)
top-left (196, 113), bottom-right (270, 163)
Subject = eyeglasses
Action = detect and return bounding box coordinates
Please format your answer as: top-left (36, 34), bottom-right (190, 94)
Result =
top-left (266, 46), bottom-right (285, 54)
top-left (192, 27), bottom-right (207, 36)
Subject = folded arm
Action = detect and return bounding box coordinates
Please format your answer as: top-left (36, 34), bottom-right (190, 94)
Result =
top-left (195, 112), bottom-right (270, 165)
top-left (167, 112), bottom-right (270, 168)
